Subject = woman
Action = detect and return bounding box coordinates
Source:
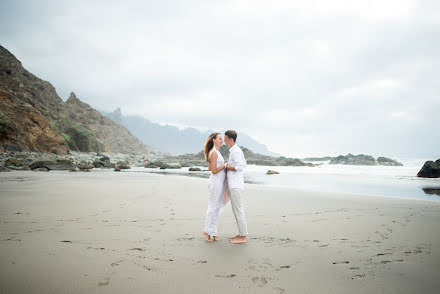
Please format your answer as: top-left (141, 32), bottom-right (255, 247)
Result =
top-left (202, 132), bottom-right (231, 242)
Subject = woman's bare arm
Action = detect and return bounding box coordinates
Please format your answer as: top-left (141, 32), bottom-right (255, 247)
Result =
top-left (209, 152), bottom-right (226, 174)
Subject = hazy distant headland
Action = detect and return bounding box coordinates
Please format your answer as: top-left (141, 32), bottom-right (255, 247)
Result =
top-left (102, 107), bottom-right (280, 157)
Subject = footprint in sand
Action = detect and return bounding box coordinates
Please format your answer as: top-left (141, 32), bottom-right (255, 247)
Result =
top-left (98, 277), bottom-right (110, 286)
top-left (332, 261), bottom-right (349, 265)
top-left (252, 276), bottom-right (268, 287)
top-left (111, 260), bottom-right (124, 267)
top-left (351, 273), bottom-right (366, 279)
top-left (215, 274), bottom-right (236, 278)
top-left (130, 247), bottom-right (146, 251)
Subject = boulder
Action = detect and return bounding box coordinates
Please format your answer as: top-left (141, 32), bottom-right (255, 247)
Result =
top-left (4, 158), bottom-right (29, 170)
top-left (92, 156), bottom-right (115, 168)
top-left (29, 159), bottom-right (76, 170)
top-left (114, 167), bottom-right (121, 172)
top-left (145, 164), bottom-right (158, 168)
top-left (32, 167), bottom-right (49, 172)
top-left (116, 161), bottom-right (131, 169)
top-left (417, 160), bottom-right (440, 178)
top-left (78, 161), bottom-right (93, 171)
top-left (0, 166), bottom-right (11, 172)
top-left (422, 187), bottom-right (440, 195)
top-left (266, 170), bottom-right (280, 175)
top-left (189, 167), bottom-right (202, 171)
top-left (159, 163), bottom-right (182, 169)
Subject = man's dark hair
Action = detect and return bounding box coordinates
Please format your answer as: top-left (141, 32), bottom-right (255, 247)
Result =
top-left (224, 130), bottom-right (237, 142)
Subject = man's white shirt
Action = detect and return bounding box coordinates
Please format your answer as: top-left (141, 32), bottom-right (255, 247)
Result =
top-left (227, 144), bottom-right (247, 190)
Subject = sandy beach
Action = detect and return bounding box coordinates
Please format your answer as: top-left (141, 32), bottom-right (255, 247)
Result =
top-left (0, 171), bottom-right (439, 293)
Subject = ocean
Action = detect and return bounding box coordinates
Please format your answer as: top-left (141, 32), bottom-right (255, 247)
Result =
top-left (126, 158), bottom-right (440, 202)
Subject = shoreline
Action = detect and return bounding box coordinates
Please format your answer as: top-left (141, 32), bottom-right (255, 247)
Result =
top-left (3, 168), bottom-right (440, 203)
top-left (99, 168), bottom-right (440, 203)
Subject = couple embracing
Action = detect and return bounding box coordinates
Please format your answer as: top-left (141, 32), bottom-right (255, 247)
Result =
top-left (202, 130), bottom-right (248, 244)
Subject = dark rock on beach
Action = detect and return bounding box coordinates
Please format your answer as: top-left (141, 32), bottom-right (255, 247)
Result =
top-left (93, 156), bottom-right (115, 168)
top-left (145, 163), bottom-right (159, 168)
top-left (422, 187), bottom-right (440, 195)
top-left (116, 161), bottom-right (131, 169)
top-left (417, 159), bottom-right (440, 178)
top-left (29, 159), bottom-right (76, 170)
top-left (78, 161), bottom-right (93, 171)
top-left (33, 167), bottom-right (49, 172)
top-left (159, 163), bottom-right (182, 169)
top-left (0, 165), bottom-right (11, 172)
top-left (266, 170), bottom-right (279, 175)
top-left (189, 167), bottom-right (202, 171)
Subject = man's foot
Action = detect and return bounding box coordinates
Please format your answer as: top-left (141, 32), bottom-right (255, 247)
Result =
top-left (230, 236), bottom-right (247, 244)
top-left (229, 235), bottom-right (240, 240)
top-left (203, 231), bottom-right (213, 242)
top-left (213, 236), bottom-right (220, 241)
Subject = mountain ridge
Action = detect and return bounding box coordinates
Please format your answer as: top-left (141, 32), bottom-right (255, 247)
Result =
top-left (102, 107), bottom-right (280, 156)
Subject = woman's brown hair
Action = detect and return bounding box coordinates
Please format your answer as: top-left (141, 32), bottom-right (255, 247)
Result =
top-left (204, 132), bottom-right (220, 162)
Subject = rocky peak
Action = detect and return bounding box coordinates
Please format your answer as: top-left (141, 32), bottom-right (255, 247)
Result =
top-left (107, 107), bottom-right (122, 124)
top-left (66, 92), bottom-right (80, 103)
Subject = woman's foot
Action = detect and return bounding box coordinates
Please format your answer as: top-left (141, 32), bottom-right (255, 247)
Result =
top-left (229, 234), bottom-right (240, 240)
top-left (213, 236), bottom-right (220, 241)
top-left (203, 231), bottom-right (213, 242)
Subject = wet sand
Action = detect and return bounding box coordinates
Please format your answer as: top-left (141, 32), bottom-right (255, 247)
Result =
top-left (0, 171), bottom-right (439, 293)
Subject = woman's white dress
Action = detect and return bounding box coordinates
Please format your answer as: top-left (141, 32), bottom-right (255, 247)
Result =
top-left (204, 147), bottom-right (231, 236)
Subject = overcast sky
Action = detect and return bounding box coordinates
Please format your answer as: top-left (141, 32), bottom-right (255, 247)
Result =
top-left (1, 0), bottom-right (439, 158)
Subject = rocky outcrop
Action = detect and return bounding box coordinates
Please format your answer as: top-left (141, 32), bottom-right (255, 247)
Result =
top-left (330, 154), bottom-right (376, 165)
top-left (377, 157), bottom-right (403, 166)
top-left (151, 145), bottom-right (312, 167)
top-left (29, 159), bottom-right (76, 170)
top-left (417, 160), bottom-right (440, 178)
top-left (329, 154), bottom-right (403, 166)
top-left (4, 157), bottom-right (29, 170)
top-left (0, 150), bottom-right (162, 172)
top-left (302, 156), bottom-right (334, 161)
top-left (0, 45), bottom-right (153, 155)
top-left (0, 90), bottom-right (68, 154)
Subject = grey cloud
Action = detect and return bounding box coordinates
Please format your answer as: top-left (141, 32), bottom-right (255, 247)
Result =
top-left (1, 0), bottom-right (439, 157)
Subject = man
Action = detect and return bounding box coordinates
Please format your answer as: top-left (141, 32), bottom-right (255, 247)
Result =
top-left (224, 130), bottom-right (248, 244)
